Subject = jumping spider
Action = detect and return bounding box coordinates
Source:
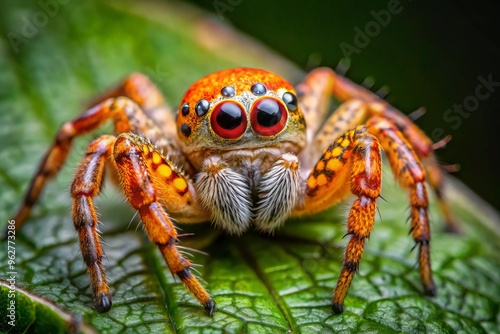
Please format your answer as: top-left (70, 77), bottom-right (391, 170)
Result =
top-left (11, 67), bottom-right (456, 316)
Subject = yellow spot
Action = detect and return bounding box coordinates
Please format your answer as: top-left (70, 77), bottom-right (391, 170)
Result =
top-left (158, 164), bottom-right (172, 178)
top-left (317, 174), bottom-right (327, 187)
top-left (316, 160), bottom-right (325, 170)
top-left (152, 152), bottom-right (162, 165)
top-left (324, 151), bottom-right (332, 160)
top-left (327, 158), bottom-right (342, 172)
top-left (331, 146), bottom-right (343, 157)
top-left (307, 176), bottom-right (317, 189)
top-left (341, 138), bottom-right (351, 148)
top-left (143, 145), bottom-right (149, 155)
top-left (173, 178), bottom-right (187, 192)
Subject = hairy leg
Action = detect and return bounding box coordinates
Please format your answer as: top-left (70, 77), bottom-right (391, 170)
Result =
top-left (295, 126), bottom-right (382, 313)
top-left (113, 133), bottom-right (213, 315)
top-left (87, 72), bottom-right (179, 142)
top-left (71, 135), bottom-right (117, 312)
top-left (299, 99), bottom-right (368, 170)
top-left (296, 67), bottom-right (457, 230)
top-left (11, 96), bottom-right (170, 232)
top-left (367, 116), bottom-right (436, 296)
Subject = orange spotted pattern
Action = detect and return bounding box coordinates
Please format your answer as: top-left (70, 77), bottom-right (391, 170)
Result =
top-left (303, 126), bottom-right (382, 313)
top-left (176, 68), bottom-right (305, 146)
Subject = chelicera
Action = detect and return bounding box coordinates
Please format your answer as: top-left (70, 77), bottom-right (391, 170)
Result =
top-left (10, 67), bottom-right (456, 316)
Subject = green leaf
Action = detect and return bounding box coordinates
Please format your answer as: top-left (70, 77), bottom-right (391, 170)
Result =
top-left (0, 1), bottom-right (499, 333)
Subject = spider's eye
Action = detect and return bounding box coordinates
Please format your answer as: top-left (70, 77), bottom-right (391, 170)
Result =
top-left (195, 99), bottom-right (210, 116)
top-left (251, 83), bottom-right (267, 96)
top-left (250, 98), bottom-right (288, 136)
top-left (282, 92), bottom-right (298, 112)
top-left (210, 101), bottom-right (247, 139)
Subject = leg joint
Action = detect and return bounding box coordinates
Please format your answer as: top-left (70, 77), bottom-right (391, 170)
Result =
top-left (343, 260), bottom-right (359, 273)
top-left (176, 268), bottom-right (193, 280)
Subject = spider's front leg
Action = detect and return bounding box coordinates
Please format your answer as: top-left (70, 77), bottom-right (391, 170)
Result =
top-left (300, 118), bottom-right (436, 314)
top-left (300, 126), bottom-right (382, 314)
top-left (112, 133), bottom-right (214, 315)
top-left (71, 132), bottom-right (213, 314)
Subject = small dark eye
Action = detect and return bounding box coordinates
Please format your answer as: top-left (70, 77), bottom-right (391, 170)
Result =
top-left (180, 124), bottom-right (191, 137)
top-left (221, 86), bottom-right (235, 97)
top-left (282, 92), bottom-right (298, 111)
top-left (195, 99), bottom-right (210, 116)
top-left (210, 101), bottom-right (247, 139)
top-left (181, 103), bottom-right (189, 116)
top-left (251, 83), bottom-right (267, 96)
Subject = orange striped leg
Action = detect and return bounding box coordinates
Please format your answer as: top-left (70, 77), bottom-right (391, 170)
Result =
top-left (320, 69), bottom-right (434, 158)
top-left (424, 159), bottom-right (459, 233)
top-left (367, 100), bottom-right (434, 158)
top-left (312, 99), bottom-right (368, 150)
top-left (302, 127), bottom-right (382, 314)
top-left (316, 68), bottom-right (457, 231)
top-left (367, 116), bottom-right (436, 296)
top-left (87, 73), bottom-right (178, 140)
top-left (87, 73), bottom-right (165, 111)
top-left (11, 97), bottom-right (165, 233)
top-left (303, 68), bottom-right (441, 159)
top-left (298, 68), bottom-right (443, 166)
top-left (297, 68), bottom-right (434, 167)
top-left (113, 133), bottom-right (214, 316)
top-left (295, 67), bottom-right (336, 138)
top-left (71, 135), bottom-right (117, 312)
top-left (368, 100), bottom-right (458, 232)
top-left (300, 99), bottom-right (369, 169)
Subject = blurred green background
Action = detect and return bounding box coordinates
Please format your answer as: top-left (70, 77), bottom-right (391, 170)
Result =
top-left (186, 0), bottom-right (500, 210)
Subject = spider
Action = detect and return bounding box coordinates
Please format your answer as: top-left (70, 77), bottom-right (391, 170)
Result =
top-left (10, 67), bottom-right (456, 317)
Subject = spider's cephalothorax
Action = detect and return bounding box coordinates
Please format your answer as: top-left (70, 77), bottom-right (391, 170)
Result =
top-left (176, 68), bottom-right (307, 235)
top-left (11, 67), bottom-right (457, 316)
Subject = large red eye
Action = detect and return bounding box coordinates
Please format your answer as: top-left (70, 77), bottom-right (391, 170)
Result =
top-left (210, 101), bottom-right (247, 139)
top-left (250, 98), bottom-right (288, 136)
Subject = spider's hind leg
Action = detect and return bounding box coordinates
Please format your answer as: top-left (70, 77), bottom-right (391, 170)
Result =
top-left (71, 135), bottom-right (117, 312)
top-left (11, 92), bottom-right (172, 234)
top-left (367, 116), bottom-right (436, 296)
top-left (338, 75), bottom-right (459, 233)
